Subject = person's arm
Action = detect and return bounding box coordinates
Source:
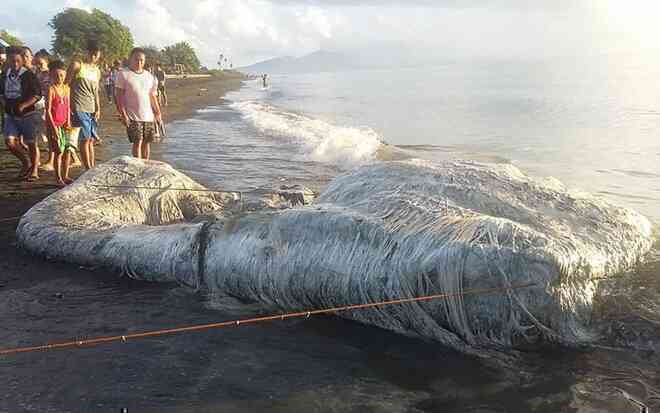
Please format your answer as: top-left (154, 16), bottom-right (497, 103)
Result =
top-left (114, 72), bottom-right (129, 126)
top-left (94, 68), bottom-right (101, 121)
top-left (66, 87), bottom-right (71, 128)
top-left (150, 93), bottom-right (162, 123)
top-left (66, 60), bottom-right (81, 86)
top-left (149, 77), bottom-right (162, 122)
top-left (46, 87), bottom-right (56, 130)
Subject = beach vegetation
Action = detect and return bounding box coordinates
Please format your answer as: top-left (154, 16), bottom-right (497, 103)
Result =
top-left (162, 42), bottom-right (201, 73)
top-left (49, 8), bottom-right (134, 63)
top-left (0, 29), bottom-right (23, 46)
top-left (141, 45), bottom-right (164, 67)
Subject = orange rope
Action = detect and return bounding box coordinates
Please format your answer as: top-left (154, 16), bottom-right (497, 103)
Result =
top-left (0, 216), bottom-right (21, 223)
top-left (0, 282), bottom-right (536, 356)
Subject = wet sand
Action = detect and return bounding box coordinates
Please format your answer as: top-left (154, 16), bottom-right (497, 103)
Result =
top-left (1, 72), bottom-right (658, 412)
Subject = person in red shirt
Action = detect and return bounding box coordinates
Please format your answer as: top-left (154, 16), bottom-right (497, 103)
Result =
top-left (46, 60), bottom-right (73, 186)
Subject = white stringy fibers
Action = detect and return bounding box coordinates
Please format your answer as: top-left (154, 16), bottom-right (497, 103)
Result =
top-left (16, 157), bottom-right (653, 355)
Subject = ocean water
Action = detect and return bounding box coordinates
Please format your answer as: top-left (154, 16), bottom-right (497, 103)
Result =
top-left (160, 57), bottom-right (660, 222)
top-left (110, 58), bottom-right (659, 410)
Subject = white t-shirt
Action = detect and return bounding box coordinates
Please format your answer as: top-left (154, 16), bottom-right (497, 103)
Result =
top-left (115, 69), bottom-right (157, 122)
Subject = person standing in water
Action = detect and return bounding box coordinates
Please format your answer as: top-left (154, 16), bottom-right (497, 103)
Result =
top-left (262, 73), bottom-right (268, 88)
top-left (67, 40), bottom-right (101, 170)
top-left (114, 48), bottom-right (162, 160)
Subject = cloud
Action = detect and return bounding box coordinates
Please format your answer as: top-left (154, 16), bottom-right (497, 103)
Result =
top-left (2, 0), bottom-right (659, 67)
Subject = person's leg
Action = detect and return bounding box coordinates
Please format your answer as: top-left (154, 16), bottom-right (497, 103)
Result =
top-left (72, 112), bottom-right (92, 170)
top-left (132, 139), bottom-right (142, 158)
top-left (163, 87), bottom-right (168, 106)
top-left (5, 138), bottom-right (30, 178)
top-left (81, 112), bottom-right (96, 169)
top-left (43, 125), bottom-right (55, 170)
top-left (63, 150), bottom-right (73, 184)
top-left (21, 115), bottom-right (40, 181)
top-left (89, 139), bottom-right (96, 167)
top-left (141, 141), bottom-right (150, 159)
top-left (81, 140), bottom-right (92, 169)
top-left (70, 126), bottom-right (86, 167)
top-left (142, 122), bottom-right (155, 160)
top-left (4, 115), bottom-right (30, 177)
top-left (53, 151), bottom-right (63, 185)
top-left (52, 128), bottom-right (63, 184)
top-left (27, 142), bottom-right (39, 180)
top-left (128, 121), bottom-right (142, 158)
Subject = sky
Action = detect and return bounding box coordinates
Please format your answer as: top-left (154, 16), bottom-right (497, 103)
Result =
top-left (2, 0), bottom-right (660, 67)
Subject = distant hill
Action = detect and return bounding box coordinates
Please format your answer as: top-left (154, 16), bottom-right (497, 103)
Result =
top-left (238, 50), bottom-right (357, 74)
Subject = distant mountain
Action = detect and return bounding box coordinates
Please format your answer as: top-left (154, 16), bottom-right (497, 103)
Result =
top-left (238, 50), bottom-right (357, 74)
top-left (238, 55), bottom-right (297, 74)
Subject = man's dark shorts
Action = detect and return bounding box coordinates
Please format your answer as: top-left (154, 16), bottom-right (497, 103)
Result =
top-left (127, 120), bottom-right (156, 143)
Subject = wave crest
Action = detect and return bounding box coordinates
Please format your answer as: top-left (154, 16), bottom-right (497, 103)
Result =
top-left (231, 101), bottom-right (382, 167)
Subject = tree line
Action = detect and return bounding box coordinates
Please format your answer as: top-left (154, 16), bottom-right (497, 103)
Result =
top-left (1, 8), bottom-right (202, 72)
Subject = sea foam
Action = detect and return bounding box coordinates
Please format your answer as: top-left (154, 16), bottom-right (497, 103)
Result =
top-left (231, 101), bottom-right (382, 167)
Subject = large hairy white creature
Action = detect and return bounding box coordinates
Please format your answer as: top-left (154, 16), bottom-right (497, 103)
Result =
top-left (17, 156), bottom-right (653, 353)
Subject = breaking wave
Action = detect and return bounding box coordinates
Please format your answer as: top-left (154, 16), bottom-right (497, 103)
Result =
top-left (231, 101), bottom-right (383, 167)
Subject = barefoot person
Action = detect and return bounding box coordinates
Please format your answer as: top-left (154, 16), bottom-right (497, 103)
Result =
top-left (34, 50), bottom-right (54, 171)
top-left (0, 47), bottom-right (42, 181)
top-left (115, 48), bottom-right (162, 160)
top-left (67, 41), bottom-right (101, 170)
top-left (47, 60), bottom-right (74, 186)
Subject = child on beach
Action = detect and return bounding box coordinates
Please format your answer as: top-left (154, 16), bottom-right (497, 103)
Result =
top-left (46, 60), bottom-right (74, 186)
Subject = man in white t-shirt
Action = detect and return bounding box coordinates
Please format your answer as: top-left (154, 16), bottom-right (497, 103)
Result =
top-left (114, 48), bottom-right (162, 160)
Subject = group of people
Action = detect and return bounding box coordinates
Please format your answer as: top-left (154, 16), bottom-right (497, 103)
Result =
top-left (0, 41), bottom-right (166, 186)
